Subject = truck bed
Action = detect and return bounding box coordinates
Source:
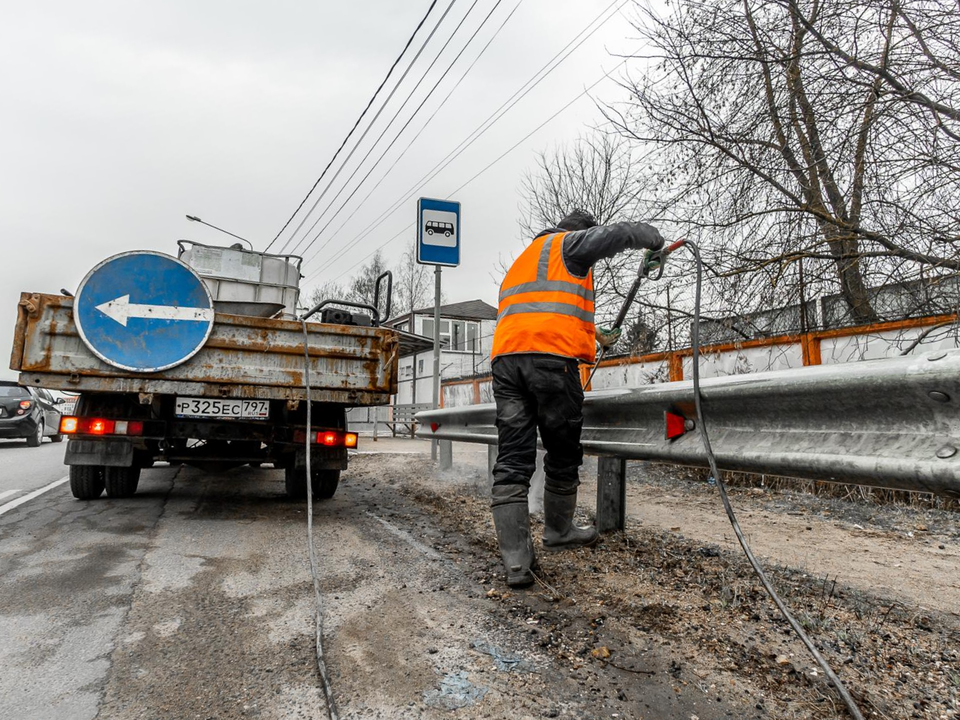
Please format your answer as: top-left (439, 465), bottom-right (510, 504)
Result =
top-left (10, 293), bottom-right (398, 406)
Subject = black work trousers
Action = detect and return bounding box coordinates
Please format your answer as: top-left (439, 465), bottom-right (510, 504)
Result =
top-left (491, 354), bottom-right (585, 503)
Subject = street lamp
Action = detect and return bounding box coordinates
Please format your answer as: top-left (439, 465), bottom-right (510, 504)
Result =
top-left (185, 214), bottom-right (254, 249)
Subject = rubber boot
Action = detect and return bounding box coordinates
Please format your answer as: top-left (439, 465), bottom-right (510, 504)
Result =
top-left (491, 501), bottom-right (536, 587)
top-left (542, 489), bottom-right (598, 551)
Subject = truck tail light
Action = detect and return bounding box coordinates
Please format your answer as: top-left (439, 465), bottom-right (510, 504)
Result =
top-left (58, 417), bottom-right (143, 436)
top-left (19, 400), bottom-right (32, 410)
top-left (319, 431), bottom-right (338, 446)
top-left (308, 430), bottom-right (359, 448)
top-left (88, 419), bottom-right (115, 435)
top-left (114, 420), bottom-right (144, 436)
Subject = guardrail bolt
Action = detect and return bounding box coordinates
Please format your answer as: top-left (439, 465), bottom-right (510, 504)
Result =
top-left (936, 445), bottom-right (957, 459)
top-left (929, 391), bottom-right (951, 403)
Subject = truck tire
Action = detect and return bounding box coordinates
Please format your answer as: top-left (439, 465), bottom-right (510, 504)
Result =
top-left (27, 420), bottom-right (44, 447)
top-left (105, 467), bottom-right (140, 498)
top-left (285, 466), bottom-right (307, 499)
top-left (70, 465), bottom-right (105, 500)
top-left (51, 433), bottom-right (64, 443)
top-left (285, 467), bottom-right (340, 500)
top-left (311, 470), bottom-right (340, 500)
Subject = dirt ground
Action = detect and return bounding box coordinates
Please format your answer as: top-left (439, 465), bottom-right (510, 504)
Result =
top-left (82, 439), bottom-right (959, 720)
top-left (347, 438), bottom-right (959, 720)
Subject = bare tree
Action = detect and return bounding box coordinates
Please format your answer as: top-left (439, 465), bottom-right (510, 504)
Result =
top-left (306, 280), bottom-right (346, 309)
top-left (306, 252), bottom-right (390, 320)
top-left (518, 133), bottom-right (664, 330)
top-left (392, 240), bottom-right (433, 318)
top-left (519, 133), bottom-right (644, 235)
top-left (603, 0), bottom-right (960, 323)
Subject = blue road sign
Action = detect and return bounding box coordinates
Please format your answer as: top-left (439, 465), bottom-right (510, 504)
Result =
top-left (417, 197), bottom-right (461, 267)
top-left (74, 251), bottom-right (215, 372)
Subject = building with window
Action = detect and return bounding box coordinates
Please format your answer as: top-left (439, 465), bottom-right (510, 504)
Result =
top-left (386, 299), bottom-right (497, 405)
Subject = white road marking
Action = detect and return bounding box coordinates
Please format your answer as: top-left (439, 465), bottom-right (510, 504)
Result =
top-left (0, 476), bottom-right (69, 517)
top-left (0, 489), bottom-right (21, 502)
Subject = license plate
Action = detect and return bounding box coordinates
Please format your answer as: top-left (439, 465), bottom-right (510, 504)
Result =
top-left (175, 397), bottom-right (270, 419)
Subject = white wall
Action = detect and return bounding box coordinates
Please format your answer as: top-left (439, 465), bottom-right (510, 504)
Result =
top-left (394, 315), bottom-right (496, 405)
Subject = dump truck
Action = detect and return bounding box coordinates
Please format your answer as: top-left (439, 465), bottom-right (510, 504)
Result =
top-left (9, 241), bottom-right (399, 501)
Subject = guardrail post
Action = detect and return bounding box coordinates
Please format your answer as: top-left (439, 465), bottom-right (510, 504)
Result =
top-left (439, 439), bottom-right (453, 470)
top-left (596, 457), bottom-right (626, 533)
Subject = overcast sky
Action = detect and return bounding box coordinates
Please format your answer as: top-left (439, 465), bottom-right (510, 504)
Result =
top-left (1, 0), bottom-right (644, 381)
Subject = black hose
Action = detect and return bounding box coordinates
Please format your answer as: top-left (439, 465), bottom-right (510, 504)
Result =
top-left (684, 240), bottom-right (865, 720)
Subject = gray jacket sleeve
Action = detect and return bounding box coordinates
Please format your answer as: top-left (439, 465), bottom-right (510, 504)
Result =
top-left (560, 221), bottom-right (664, 278)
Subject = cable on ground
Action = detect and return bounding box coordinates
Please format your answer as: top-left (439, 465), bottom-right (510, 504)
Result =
top-left (300, 319), bottom-right (339, 720)
top-left (683, 240), bottom-right (865, 720)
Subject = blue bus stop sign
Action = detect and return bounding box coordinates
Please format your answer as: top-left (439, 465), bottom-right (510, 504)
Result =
top-left (74, 251), bottom-right (215, 372)
top-left (417, 197), bottom-right (461, 267)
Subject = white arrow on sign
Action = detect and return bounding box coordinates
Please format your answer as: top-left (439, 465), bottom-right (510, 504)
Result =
top-left (95, 295), bottom-right (214, 327)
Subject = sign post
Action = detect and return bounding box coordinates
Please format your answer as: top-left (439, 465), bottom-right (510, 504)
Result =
top-left (417, 198), bottom-right (461, 461)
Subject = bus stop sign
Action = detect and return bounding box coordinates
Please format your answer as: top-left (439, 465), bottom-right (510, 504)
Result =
top-left (74, 251), bottom-right (215, 372)
top-left (417, 197), bottom-right (461, 267)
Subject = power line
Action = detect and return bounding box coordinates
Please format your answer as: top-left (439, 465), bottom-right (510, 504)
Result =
top-left (268, 0), bottom-right (457, 255)
top-left (287, 0), bottom-right (495, 257)
top-left (302, 0), bottom-right (629, 281)
top-left (326, 55), bottom-right (632, 282)
top-left (305, 0), bottom-right (625, 274)
top-left (276, 0), bottom-right (463, 255)
top-left (302, 0), bottom-right (525, 265)
top-left (289, 0), bottom-right (513, 261)
top-left (265, 0), bottom-right (439, 252)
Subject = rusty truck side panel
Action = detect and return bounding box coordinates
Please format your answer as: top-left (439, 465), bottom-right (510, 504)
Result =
top-left (11, 293), bottom-right (398, 406)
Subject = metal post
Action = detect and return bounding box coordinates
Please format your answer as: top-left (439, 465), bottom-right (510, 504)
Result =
top-left (439, 439), bottom-right (453, 470)
top-left (432, 266), bottom-right (442, 461)
top-left (596, 457), bottom-right (627, 533)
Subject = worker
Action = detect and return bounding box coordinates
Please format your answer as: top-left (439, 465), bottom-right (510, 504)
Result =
top-left (489, 210), bottom-right (665, 587)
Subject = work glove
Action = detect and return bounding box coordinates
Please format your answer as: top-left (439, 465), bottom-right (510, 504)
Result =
top-left (631, 222), bottom-right (665, 251)
top-left (596, 326), bottom-right (621, 349)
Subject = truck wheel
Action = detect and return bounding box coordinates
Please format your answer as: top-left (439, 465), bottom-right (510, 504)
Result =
top-left (311, 470), bottom-right (340, 500)
top-left (70, 465), bottom-right (105, 500)
top-left (27, 420), bottom-right (44, 447)
top-left (105, 467), bottom-right (140, 498)
top-left (285, 468), bottom-right (340, 500)
top-left (51, 434), bottom-right (64, 443)
top-left (285, 466), bottom-right (307, 499)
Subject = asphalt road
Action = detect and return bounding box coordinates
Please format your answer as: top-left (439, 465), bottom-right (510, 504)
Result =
top-left (0, 437), bottom-right (70, 509)
top-left (0, 443), bottom-right (751, 720)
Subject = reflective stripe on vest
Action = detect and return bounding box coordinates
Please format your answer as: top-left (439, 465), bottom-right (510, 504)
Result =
top-left (491, 232), bottom-right (596, 363)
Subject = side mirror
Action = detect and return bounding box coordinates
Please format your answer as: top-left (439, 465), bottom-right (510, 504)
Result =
top-left (55, 398), bottom-right (64, 405)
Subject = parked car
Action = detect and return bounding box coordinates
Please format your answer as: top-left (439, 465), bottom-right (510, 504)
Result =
top-left (0, 381), bottom-right (64, 446)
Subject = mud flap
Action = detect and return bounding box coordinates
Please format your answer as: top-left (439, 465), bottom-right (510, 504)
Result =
top-left (65, 438), bottom-right (135, 468)
top-left (294, 447), bottom-right (347, 470)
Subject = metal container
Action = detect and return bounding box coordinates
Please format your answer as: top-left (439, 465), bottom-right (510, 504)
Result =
top-left (11, 293), bottom-right (399, 406)
top-left (177, 241), bottom-right (302, 319)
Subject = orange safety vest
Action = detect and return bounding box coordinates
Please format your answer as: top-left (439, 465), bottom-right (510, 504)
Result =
top-left (492, 232), bottom-right (596, 363)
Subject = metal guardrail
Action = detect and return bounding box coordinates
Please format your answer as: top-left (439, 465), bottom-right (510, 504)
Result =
top-left (417, 349), bottom-right (960, 498)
